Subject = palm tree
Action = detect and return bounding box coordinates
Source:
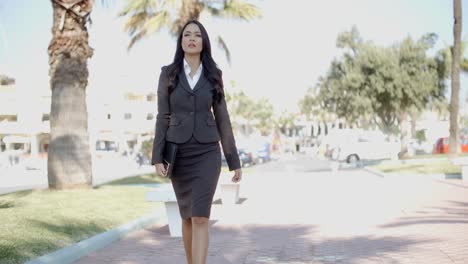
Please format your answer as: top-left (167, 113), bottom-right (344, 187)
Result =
top-left (449, 0), bottom-right (462, 155)
top-left (118, 0), bottom-right (261, 62)
top-left (47, 0), bottom-right (95, 189)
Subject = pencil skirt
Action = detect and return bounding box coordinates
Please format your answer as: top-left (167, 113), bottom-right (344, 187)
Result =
top-left (170, 136), bottom-right (221, 219)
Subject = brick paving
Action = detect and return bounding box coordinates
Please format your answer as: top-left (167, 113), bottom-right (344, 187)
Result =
top-left (75, 161), bottom-right (468, 264)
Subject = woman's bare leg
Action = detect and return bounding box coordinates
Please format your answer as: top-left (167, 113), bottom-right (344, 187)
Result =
top-left (182, 218), bottom-right (193, 264)
top-left (191, 217), bottom-right (209, 264)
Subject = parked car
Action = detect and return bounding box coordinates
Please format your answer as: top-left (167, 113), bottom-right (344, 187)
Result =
top-left (221, 148), bottom-right (255, 167)
top-left (330, 133), bottom-right (399, 164)
top-left (238, 148), bottom-right (254, 167)
top-left (256, 142), bottom-right (271, 163)
top-left (407, 138), bottom-right (433, 156)
top-left (433, 136), bottom-right (468, 154)
top-left (319, 129), bottom-right (362, 158)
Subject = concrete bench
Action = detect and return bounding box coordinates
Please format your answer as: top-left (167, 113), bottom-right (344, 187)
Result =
top-left (146, 181), bottom-right (241, 237)
top-left (452, 157), bottom-right (468, 181)
top-left (145, 184), bottom-right (181, 237)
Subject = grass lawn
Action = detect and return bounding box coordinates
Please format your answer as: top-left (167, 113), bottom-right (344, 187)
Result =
top-left (105, 172), bottom-right (170, 185)
top-left (401, 152), bottom-right (468, 160)
top-left (0, 165), bottom-right (251, 264)
top-left (0, 172), bottom-right (168, 264)
top-left (371, 160), bottom-right (461, 175)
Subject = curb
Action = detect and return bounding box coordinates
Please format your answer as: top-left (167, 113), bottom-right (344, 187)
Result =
top-left (362, 166), bottom-right (386, 178)
top-left (25, 209), bottom-right (165, 264)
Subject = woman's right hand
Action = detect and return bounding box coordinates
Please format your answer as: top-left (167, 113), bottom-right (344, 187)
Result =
top-left (155, 163), bottom-right (167, 177)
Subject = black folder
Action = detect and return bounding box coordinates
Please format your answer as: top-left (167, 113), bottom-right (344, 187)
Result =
top-left (163, 141), bottom-right (178, 178)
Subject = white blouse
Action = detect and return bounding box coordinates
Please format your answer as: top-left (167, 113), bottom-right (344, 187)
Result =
top-left (183, 59), bottom-right (203, 89)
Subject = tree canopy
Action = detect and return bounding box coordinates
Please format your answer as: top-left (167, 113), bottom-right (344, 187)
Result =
top-left (308, 27), bottom-right (444, 134)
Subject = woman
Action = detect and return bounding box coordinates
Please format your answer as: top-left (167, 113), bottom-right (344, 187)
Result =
top-left (151, 20), bottom-right (242, 264)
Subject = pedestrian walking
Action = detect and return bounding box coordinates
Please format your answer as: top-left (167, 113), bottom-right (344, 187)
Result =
top-left (151, 20), bottom-right (242, 264)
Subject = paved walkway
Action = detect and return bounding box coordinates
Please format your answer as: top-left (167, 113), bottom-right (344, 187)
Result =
top-left (75, 166), bottom-right (468, 264)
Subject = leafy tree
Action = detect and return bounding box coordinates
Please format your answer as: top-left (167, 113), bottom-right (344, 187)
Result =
top-left (225, 90), bottom-right (254, 128)
top-left (299, 85), bottom-right (341, 136)
top-left (314, 27), bottom-right (443, 154)
top-left (251, 97), bottom-right (274, 135)
top-left (225, 90), bottom-right (274, 135)
top-left (274, 110), bottom-right (296, 136)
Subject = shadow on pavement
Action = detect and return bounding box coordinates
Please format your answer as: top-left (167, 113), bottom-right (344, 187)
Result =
top-left (74, 223), bottom-right (435, 264)
top-left (433, 179), bottom-right (468, 189)
top-left (378, 200), bottom-right (468, 228)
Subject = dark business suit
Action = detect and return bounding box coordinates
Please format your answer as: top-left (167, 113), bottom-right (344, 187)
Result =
top-left (151, 66), bottom-right (241, 171)
top-left (151, 65), bottom-right (241, 219)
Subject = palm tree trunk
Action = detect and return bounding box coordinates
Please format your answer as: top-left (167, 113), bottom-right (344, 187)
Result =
top-left (449, 0), bottom-right (462, 155)
top-left (47, 0), bottom-right (94, 189)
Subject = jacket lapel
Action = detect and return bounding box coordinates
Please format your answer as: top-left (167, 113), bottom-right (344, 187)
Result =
top-left (179, 68), bottom-right (208, 94)
top-left (178, 71), bottom-right (194, 94)
top-left (192, 69), bottom-right (207, 93)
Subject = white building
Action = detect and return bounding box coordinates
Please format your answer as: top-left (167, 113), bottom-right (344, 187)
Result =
top-left (87, 90), bottom-right (157, 156)
top-left (0, 82), bottom-right (158, 161)
top-left (0, 83), bottom-right (50, 158)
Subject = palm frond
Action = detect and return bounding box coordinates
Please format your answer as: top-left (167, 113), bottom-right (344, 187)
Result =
top-left (119, 0), bottom-right (262, 58)
top-left (127, 29), bottom-right (147, 50)
top-left (118, 0), bottom-right (157, 17)
top-left (126, 10), bottom-right (170, 49)
top-left (120, 0), bottom-right (178, 49)
top-left (122, 11), bottom-right (149, 36)
top-left (143, 10), bottom-right (170, 35)
top-left (210, 0), bottom-right (261, 21)
top-left (216, 35), bottom-right (231, 65)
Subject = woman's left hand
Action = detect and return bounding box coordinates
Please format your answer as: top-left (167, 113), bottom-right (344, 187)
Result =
top-left (232, 168), bottom-right (242, 183)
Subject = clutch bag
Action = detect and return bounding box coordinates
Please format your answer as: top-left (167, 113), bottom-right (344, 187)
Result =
top-left (163, 141), bottom-right (178, 178)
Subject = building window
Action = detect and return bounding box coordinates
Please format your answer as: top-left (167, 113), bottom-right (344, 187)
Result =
top-left (12, 143), bottom-right (24, 150)
top-left (124, 113), bottom-right (132, 120)
top-left (147, 113), bottom-right (154, 120)
top-left (42, 114), bottom-right (50, 121)
top-left (96, 140), bottom-right (118, 151)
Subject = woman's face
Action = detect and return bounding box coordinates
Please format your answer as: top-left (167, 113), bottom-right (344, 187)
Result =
top-left (181, 23), bottom-right (203, 56)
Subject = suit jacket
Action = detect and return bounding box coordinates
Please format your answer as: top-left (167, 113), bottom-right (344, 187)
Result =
top-left (151, 66), bottom-right (241, 171)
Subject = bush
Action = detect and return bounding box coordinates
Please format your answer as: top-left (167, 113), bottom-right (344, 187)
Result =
top-left (415, 129), bottom-right (426, 142)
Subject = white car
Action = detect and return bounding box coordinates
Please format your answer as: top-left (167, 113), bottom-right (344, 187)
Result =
top-left (331, 134), bottom-right (400, 163)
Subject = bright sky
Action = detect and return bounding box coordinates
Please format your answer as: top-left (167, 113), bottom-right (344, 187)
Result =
top-left (1, 0), bottom-right (468, 114)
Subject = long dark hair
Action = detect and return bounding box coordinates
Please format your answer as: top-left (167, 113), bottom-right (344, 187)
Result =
top-left (166, 20), bottom-right (224, 102)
